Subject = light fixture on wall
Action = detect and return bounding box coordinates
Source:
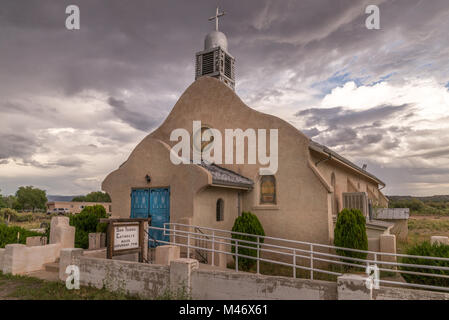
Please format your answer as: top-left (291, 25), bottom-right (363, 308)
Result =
top-left (145, 174), bottom-right (151, 184)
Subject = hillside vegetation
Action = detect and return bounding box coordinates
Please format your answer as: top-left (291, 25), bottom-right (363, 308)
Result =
top-left (388, 195), bottom-right (449, 216)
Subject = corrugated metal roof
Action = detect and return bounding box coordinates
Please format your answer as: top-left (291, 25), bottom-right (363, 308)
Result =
top-left (374, 208), bottom-right (410, 220)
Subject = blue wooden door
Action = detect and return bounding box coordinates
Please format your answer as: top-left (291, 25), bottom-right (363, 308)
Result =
top-left (130, 189), bottom-right (149, 218)
top-left (149, 188), bottom-right (170, 247)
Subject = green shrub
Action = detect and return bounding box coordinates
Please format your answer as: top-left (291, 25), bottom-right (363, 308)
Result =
top-left (0, 224), bottom-right (43, 248)
top-left (69, 205), bottom-right (108, 249)
top-left (334, 208), bottom-right (368, 268)
top-left (400, 241), bottom-right (449, 287)
top-left (231, 211), bottom-right (265, 271)
top-left (0, 208), bottom-right (18, 221)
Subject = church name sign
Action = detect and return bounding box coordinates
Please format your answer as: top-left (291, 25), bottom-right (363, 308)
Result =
top-left (113, 225), bottom-right (139, 251)
top-left (169, 120), bottom-right (279, 175)
top-left (102, 218), bottom-right (150, 262)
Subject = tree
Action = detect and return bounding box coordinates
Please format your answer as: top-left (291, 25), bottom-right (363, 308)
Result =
top-left (69, 205), bottom-right (108, 248)
top-left (0, 190), bottom-right (6, 208)
top-left (15, 186), bottom-right (47, 212)
top-left (72, 191), bottom-right (111, 203)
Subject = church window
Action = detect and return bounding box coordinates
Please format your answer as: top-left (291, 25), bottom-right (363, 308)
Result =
top-left (260, 175), bottom-right (276, 204)
top-left (216, 199), bottom-right (224, 221)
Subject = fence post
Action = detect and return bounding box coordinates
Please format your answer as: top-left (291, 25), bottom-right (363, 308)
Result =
top-left (212, 231), bottom-right (215, 267)
top-left (173, 224), bottom-right (176, 245)
top-left (187, 233), bottom-right (190, 259)
top-left (257, 236), bottom-right (260, 275)
top-left (235, 241), bottom-right (239, 272)
top-left (310, 244), bottom-right (314, 280)
top-left (293, 249), bottom-right (296, 278)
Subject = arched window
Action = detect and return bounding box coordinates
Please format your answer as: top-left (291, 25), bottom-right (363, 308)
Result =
top-left (260, 175), bottom-right (276, 204)
top-left (216, 199), bottom-right (224, 221)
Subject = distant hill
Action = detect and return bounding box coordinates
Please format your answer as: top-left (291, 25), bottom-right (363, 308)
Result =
top-left (47, 195), bottom-right (81, 202)
top-left (387, 195), bottom-right (449, 203)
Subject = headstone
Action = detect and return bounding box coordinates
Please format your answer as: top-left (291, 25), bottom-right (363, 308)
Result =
top-left (26, 236), bottom-right (47, 247)
top-left (88, 233), bottom-right (101, 250)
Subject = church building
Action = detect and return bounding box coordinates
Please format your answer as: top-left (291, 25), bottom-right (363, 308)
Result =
top-left (102, 8), bottom-right (389, 249)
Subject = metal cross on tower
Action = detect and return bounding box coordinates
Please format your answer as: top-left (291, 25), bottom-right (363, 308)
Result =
top-left (209, 7), bottom-right (225, 31)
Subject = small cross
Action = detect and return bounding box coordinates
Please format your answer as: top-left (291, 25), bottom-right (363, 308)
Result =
top-left (209, 7), bottom-right (225, 31)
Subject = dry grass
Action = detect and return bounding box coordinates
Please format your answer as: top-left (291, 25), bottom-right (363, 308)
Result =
top-left (397, 216), bottom-right (449, 254)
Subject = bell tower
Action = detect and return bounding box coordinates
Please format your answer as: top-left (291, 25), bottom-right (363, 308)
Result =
top-left (195, 7), bottom-right (235, 91)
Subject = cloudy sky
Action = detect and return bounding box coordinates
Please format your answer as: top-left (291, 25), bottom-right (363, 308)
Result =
top-left (0, 0), bottom-right (448, 196)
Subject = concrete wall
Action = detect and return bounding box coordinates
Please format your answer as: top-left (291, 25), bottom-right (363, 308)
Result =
top-left (77, 255), bottom-right (170, 298)
top-left (2, 243), bottom-right (61, 275)
top-left (192, 269), bottom-right (337, 300)
top-left (0, 248), bottom-right (4, 271)
top-left (59, 248), bottom-right (449, 300)
top-left (1, 216), bottom-right (74, 275)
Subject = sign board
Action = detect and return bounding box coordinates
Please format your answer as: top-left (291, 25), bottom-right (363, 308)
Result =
top-left (101, 218), bottom-right (151, 262)
top-left (114, 224), bottom-right (139, 251)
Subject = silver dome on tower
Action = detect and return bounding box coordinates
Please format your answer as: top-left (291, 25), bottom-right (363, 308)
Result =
top-left (204, 30), bottom-right (228, 51)
top-left (195, 7), bottom-right (235, 91)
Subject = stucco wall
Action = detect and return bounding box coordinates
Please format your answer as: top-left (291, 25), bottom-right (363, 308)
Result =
top-left (104, 77), bottom-right (335, 246)
top-left (102, 138), bottom-right (211, 222)
top-left (309, 151), bottom-right (388, 211)
top-left (193, 186), bottom-right (239, 230)
top-left (2, 243), bottom-right (61, 275)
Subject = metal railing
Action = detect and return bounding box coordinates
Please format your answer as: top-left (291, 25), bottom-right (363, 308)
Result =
top-left (148, 223), bottom-right (449, 293)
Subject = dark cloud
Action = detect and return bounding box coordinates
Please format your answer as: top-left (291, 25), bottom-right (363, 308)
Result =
top-left (296, 104), bottom-right (411, 128)
top-left (50, 157), bottom-right (85, 168)
top-left (107, 97), bottom-right (160, 132)
top-left (0, 134), bottom-right (40, 162)
top-left (0, 0), bottom-right (448, 195)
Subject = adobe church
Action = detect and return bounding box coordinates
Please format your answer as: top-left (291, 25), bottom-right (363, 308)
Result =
top-left (102, 9), bottom-right (389, 248)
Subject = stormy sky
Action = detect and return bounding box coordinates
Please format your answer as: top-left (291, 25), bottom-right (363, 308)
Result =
top-left (0, 0), bottom-right (448, 196)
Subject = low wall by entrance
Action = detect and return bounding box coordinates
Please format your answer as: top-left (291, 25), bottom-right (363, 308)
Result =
top-left (60, 247), bottom-right (449, 300)
top-left (0, 216), bottom-right (75, 275)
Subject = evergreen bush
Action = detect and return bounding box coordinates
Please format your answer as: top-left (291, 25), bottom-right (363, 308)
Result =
top-left (231, 211), bottom-right (265, 271)
top-left (334, 208), bottom-right (368, 268)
